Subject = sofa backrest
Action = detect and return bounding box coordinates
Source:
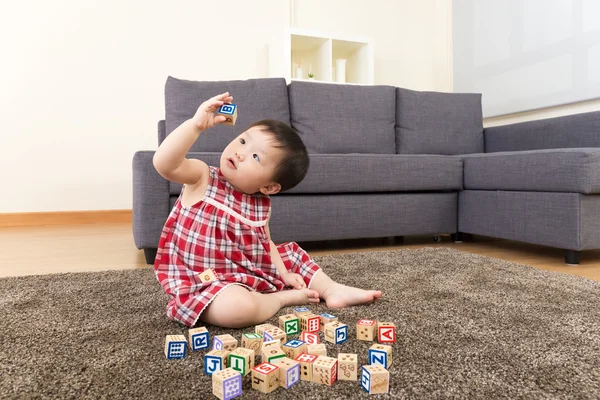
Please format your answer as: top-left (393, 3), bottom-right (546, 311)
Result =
top-left (164, 76), bottom-right (290, 151)
top-left (288, 81), bottom-right (397, 154)
top-left (395, 88), bottom-right (484, 155)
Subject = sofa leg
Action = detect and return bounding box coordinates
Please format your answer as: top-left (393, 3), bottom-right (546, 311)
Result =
top-left (451, 232), bottom-right (463, 243)
top-left (144, 248), bottom-right (158, 265)
top-left (565, 250), bottom-right (580, 266)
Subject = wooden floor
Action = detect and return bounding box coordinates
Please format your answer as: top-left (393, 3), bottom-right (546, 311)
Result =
top-left (1, 223), bottom-right (600, 281)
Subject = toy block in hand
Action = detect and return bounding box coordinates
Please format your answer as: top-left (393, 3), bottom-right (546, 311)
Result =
top-left (213, 334), bottom-right (238, 351)
top-left (263, 327), bottom-right (286, 344)
top-left (241, 333), bottom-right (263, 356)
top-left (357, 319), bottom-right (377, 341)
top-left (279, 314), bottom-right (300, 335)
top-left (319, 312), bottom-right (338, 332)
top-left (188, 327), bottom-right (210, 351)
top-left (261, 346), bottom-right (286, 364)
top-left (164, 335), bottom-right (187, 359)
top-left (369, 344), bottom-right (393, 369)
top-left (252, 362), bottom-right (280, 394)
top-left (255, 323), bottom-right (278, 335)
top-left (217, 103), bottom-right (238, 126)
top-left (271, 357), bottom-right (301, 389)
top-left (212, 367), bottom-right (242, 400)
top-left (324, 321), bottom-right (349, 344)
top-left (306, 343), bottom-right (327, 357)
top-left (283, 339), bottom-right (307, 359)
top-left (294, 353), bottom-right (318, 381)
top-left (205, 350), bottom-right (230, 375)
top-left (361, 364), bottom-right (390, 394)
top-left (228, 347), bottom-right (255, 376)
top-left (300, 313), bottom-right (321, 333)
top-left (377, 321), bottom-right (397, 343)
top-left (338, 353), bottom-right (358, 381)
top-left (312, 355), bottom-right (338, 386)
top-left (300, 330), bottom-right (320, 345)
top-left (199, 268), bottom-right (217, 283)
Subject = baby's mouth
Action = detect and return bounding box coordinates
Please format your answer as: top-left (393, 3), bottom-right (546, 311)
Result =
top-left (227, 158), bottom-right (236, 169)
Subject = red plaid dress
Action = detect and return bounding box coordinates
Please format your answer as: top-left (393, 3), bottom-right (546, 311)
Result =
top-left (154, 166), bottom-right (321, 327)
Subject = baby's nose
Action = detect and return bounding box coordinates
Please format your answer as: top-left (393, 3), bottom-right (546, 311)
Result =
top-left (236, 152), bottom-right (244, 161)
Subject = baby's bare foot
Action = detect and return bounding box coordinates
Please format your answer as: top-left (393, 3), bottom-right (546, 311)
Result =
top-left (323, 283), bottom-right (382, 308)
top-left (274, 288), bottom-right (320, 307)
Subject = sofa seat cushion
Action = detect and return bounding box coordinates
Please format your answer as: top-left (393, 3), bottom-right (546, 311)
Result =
top-left (168, 153), bottom-right (463, 195)
top-left (462, 148), bottom-right (600, 194)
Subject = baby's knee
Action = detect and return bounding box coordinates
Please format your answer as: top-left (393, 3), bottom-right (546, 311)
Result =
top-left (202, 288), bottom-right (260, 328)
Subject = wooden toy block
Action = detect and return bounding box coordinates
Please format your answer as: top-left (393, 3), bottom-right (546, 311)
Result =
top-left (263, 327), bottom-right (286, 344)
top-left (261, 346), bottom-right (286, 364)
top-left (204, 350), bottom-right (230, 375)
top-left (324, 321), bottom-right (349, 344)
top-left (199, 268), bottom-right (217, 283)
top-left (212, 367), bottom-right (242, 400)
top-left (306, 343), bottom-right (327, 356)
top-left (282, 339), bottom-right (307, 359)
top-left (271, 357), bottom-right (301, 389)
top-left (361, 364), bottom-right (390, 394)
top-left (312, 355), bottom-right (338, 386)
top-left (188, 327), bottom-right (210, 351)
top-left (165, 335), bottom-right (187, 359)
top-left (216, 103), bottom-right (238, 126)
top-left (369, 344), bottom-right (393, 369)
top-left (300, 330), bottom-right (320, 345)
top-left (228, 347), bottom-right (255, 376)
top-left (279, 314), bottom-right (300, 335)
top-left (292, 307), bottom-right (311, 317)
top-left (241, 333), bottom-right (263, 356)
top-left (337, 353), bottom-right (358, 381)
top-left (294, 353), bottom-right (318, 381)
top-left (377, 321), bottom-right (397, 343)
top-left (213, 334), bottom-right (238, 351)
top-left (262, 339), bottom-right (282, 350)
top-left (319, 312), bottom-right (338, 332)
top-left (300, 313), bottom-right (321, 333)
top-left (255, 323), bottom-right (278, 335)
top-left (357, 319), bottom-right (377, 341)
top-left (252, 363), bottom-right (280, 394)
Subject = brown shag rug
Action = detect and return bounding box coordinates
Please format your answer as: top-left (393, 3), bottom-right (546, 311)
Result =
top-left (1, 248), bottom-right (599, 399)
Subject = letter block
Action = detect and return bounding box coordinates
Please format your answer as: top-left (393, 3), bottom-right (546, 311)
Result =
top-left (204, 350), bottom-right (230, 376)
top-left (261, 346), bottom-right (286, 364)
top-left (216, 103), bottom-right (238, 126)
top-left (292, 307), bottom-right (311, 317)
top-left (312, 355), bottom-right (338, 386)
top-left (377, 321), bottom-right (397, 343)
top-left (213, 334), bottom-right (238, 351)
top-left (255, 323), bottom-right (278, 335)
top-left (300, 330), bottom-right (319, 345)
top-left (369, 344), bottom-right (393, 369)
top-left (279, 314), bottom-right (300, 335)
top-left (324, 321), bottom-right (348, 344)
top-left (263, 327), bottom-right (286, 344)
top-left (252, 363), bottom-right (280, 394)
top-left (188, 327), bottom-right (210, 351)
top-left (283, 339), bottom-right (307, 359)
top-left (300, 313), bottom-right (321, 333)
top-left (319, 312), bottom-right (338, 332)
top-left (357, 319), bottom-right (377, 341)
top-left (361, 365), bottom-right (390, 394)
top-left (295, 353), bottom-right (318, 381)
top-left (165, 335), bottom-right (187, 359)
top-left (338, 353), bottom-right (358, 381)
top-left (228, 347), bottom-right (255, 376)
top-left (212, 367), bottom-right (242, 400)
top-left (241, 333), bottom-right (263, 356)
top-left (271, 357), bottom-right (301, 389)
top-left (307, 343), bottom-right (327, 357)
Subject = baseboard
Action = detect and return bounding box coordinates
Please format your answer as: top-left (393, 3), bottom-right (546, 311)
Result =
top-left (0, 210), bottom-right (132, 227)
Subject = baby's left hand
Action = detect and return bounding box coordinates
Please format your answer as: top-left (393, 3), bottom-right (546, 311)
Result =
top-left (281, 272), bottom-right (307, 289)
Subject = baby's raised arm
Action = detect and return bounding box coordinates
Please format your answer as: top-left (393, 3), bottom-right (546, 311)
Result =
top-left (153, 92), bottom-right (233, 185)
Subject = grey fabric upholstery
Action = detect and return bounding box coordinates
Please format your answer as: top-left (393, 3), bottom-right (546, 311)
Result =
top-left (288, 81), bottom-right (396, 154)
top-left (485, 111), bottom-right (600, 152)
top-left (396, 88), bottom-right (484, 155)
top-left (462, 148), bottom-right (600, 194)
top-left (158, 120), bottom-right (166, 145)
top-left (165, 76), bottom-right (290, 152)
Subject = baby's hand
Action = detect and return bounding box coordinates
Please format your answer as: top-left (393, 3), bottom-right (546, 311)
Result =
top-left (192, 92), bottom-right (234, 132)
top-left (281, 272), bottom-right (307, 290)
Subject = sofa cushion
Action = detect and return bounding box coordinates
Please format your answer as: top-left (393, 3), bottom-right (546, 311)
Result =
top-left (462, 148), bottom-right (600, 194)
top-left (165, 76), bottom-right (290, 152)
top-left (288, 81), bottom-right (397, 154)
top-left (168, 153), bottom-right (463, 195)
top-left (396, 88), bottom-right (483, 155)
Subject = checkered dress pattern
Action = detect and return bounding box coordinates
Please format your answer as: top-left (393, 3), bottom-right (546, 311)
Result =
top-left (154, 166), bottom-right (321, 327)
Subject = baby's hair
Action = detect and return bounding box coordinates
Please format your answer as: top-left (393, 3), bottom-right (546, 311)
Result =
top-left (246, 119), bottom-right (309, 192)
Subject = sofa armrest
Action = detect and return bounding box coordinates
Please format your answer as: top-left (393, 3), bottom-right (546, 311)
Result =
top-left (484, 110), bottom-right (600, 153)
top-left (132, 151), bottom-right (170, 250)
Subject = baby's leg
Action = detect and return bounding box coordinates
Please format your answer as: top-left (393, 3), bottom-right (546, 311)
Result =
top-left (310, 269), bottom-right (382, 308)
top-left (199, 285), bottom-right (319, 328)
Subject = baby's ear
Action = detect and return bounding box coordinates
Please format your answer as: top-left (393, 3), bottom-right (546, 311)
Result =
top-left (260, 182), bottom-right (281, 195)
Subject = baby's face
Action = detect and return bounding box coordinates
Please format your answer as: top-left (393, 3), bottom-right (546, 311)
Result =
top-left (220, 126), bottom-right (284, 195)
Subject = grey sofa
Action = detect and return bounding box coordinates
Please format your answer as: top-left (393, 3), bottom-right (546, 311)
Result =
top-left (133, 76), bottom-right (600, 266)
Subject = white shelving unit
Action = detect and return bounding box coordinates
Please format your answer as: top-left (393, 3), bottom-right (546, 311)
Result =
top-left (269, 28), bottom-right (374, 85)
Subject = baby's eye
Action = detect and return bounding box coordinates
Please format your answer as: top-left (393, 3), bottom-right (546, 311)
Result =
top-left (253, 154), bottom-right (260, 162)
top-left (239, 138), bottom-right (246, 144)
